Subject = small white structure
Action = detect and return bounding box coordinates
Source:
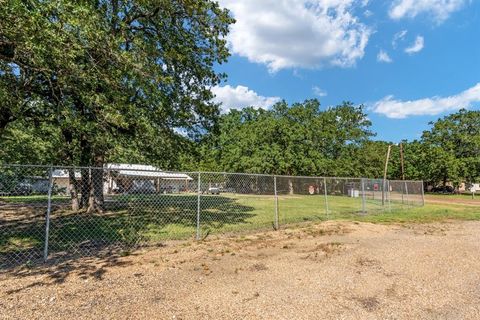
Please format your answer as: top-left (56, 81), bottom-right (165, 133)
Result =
top-left (469, 183), bottom-right (480, 193)
top-left (348, 188), bottom-right (359, 198)
top-left (52, 169), bottom-right (81, 191)
top-left (105, 163), bottom-right (193, 194)
top-left (51, 164), bottom-right (193, 194)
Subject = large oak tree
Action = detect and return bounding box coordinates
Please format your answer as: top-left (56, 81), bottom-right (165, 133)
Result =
top-left (0, 0), bottom-right (234, 211)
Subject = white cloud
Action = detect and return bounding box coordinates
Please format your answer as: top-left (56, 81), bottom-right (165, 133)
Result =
top-left (219, 0), bottom-right (371, 72)
top-left (377, 50), bottom-right (393, 63)
top-left (212, 85), bottom-right (281, 113)
top-left (405, 36), bottom-right (424, 54)
top-left (313, 86), bottom-right (328, 97)
top-left (364, 9), bottom-right (373, 17)
top-left (372, 83), bottom-right (480, 118)
top-left (392, 30), bottom-right (408, 48)
top-left (389, 0), bottom-right (467, 23)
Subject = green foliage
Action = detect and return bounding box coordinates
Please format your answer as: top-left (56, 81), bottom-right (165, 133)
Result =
top-left (199, 99), bottom-right (373, 176)
top-left (421, 109), bottom-right (480, 186)
top-left (0, 0), bottom-right (234, 167)
top-left (1, 1), bottom-right (478, 188)
top-left (195, 106), bottom-right (479, 187)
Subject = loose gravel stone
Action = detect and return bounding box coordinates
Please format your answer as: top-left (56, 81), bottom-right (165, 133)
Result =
top-left (1, 221), bottom-right (480, 319)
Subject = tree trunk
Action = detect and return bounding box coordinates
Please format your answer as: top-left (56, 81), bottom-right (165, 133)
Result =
top-left (61, 128), bottom-right (79, 210)
top-left (288, 178), bottom-right (294, 195)
top-left (77, 132), bottom-right (92, 210)
top-left (80, 168), bottom-right (91, 209)
top-left (68, 169), bottom-right (79, 211)
top-left (87, 154), bottom-right (105, 213)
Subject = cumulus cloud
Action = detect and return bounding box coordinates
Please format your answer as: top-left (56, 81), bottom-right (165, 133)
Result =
top-left (313, 86), bottom-right (328, 97)
top-left (212, 85), bottom-right (281, 113)
top-left (405, 36), bottom-right (425, 54)
top-left (377, 50), bottom-right (393, 63)
top-left (372, 83), bottom-right (480, 118)
top-left (389, 0), bottom-right (467, 23)
top-left (219, 0), bottom-right (371, 72)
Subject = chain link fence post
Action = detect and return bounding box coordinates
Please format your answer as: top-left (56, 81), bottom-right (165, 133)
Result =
top-left (421, 180), bottom-right (425, 207)
top-left (323, 177), bottom-right (329, 217)
top-left (387, 180), bottom-right (392, 212)
top-left (196, 172), bottom-right (201, 240)
top-left (404, 181), bottom-right (410, 208)
top-left (273, 175), bottom-right (279, 230)
top-left (361, 178), bottom-right (366, 215)
top-left (401, 181), bottom-right (405, 205)
top-left (43, 166), bottom-right (54, 262)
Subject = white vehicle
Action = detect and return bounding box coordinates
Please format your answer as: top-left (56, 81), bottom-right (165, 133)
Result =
top-left (208, 187), bottom-right (220, 195)
top-left (469, 183), bottom-right (480, 193)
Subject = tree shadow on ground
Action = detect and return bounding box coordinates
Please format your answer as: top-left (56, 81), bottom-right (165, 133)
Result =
top-left (1, 194), bottom-right (256, 269)
top-left (2, 250), bottom-right (139, 295)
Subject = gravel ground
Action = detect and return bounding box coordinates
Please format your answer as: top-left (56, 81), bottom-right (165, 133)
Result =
top-left (1, 220), bottom-right (480, 320)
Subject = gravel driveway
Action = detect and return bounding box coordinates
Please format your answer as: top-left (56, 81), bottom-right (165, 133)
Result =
top-left (2, 220), bottom-right (480, 319)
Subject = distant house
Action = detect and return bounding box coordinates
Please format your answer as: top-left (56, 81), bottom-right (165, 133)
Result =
top-left (467, 183), bottom-right (480, 193)
top-left (427, 181), bottom-right (480, 193)
top-left (449, 182), bottom-right (480, 193)
top-left (52, 164), bottom-right (193, 194)
top-left (105, 164), bottom-right (193, 194)
top-left (51, 169), bottom-right (81, 191)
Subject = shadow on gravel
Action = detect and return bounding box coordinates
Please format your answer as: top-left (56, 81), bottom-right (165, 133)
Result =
top-left (2, 251), bottom-right (139, 295)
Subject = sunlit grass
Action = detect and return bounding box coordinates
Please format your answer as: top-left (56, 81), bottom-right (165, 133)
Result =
top-left (1, 193), bottom-right (479, 257)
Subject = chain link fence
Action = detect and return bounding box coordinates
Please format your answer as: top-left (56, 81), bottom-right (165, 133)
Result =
top-left (0, 164), bottom-right (424, 267)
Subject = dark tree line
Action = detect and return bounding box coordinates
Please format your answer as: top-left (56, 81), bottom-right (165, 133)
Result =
top-left (0, 0), bottom-right (234, 211)
top-left (193, 104), bottom-right (479, 189)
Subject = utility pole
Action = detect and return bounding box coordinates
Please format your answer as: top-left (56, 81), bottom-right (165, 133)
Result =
top-left (382, 145), bottom-right (392, 206)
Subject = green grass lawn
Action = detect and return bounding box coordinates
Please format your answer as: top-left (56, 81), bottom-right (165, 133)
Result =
top-left (0, 194), bottom-right (69, 204)
top-left (1, 192), bottom-right (479, 264)
top-left (425, 193), bottom-right (480, 201)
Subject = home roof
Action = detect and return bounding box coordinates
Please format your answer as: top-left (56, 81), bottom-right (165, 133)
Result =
top-left (106, 163), bottom-right (193, 180)
top-left (52, 164), bottom-right (192, 180)
top-left (52, 169), bottom-right (81, 179)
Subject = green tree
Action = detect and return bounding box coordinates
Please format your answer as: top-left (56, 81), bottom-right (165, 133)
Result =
top-left (204, 100), bottom-right (373, 180)
top-left (421, 109), bottom-right (480, 188)
top-left (0, 0), bottom-right (234, 211)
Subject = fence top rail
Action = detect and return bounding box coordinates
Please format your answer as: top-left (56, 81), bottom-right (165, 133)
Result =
top-left (389, 179), bottom-right (424, 183)
top-left (0, 163), bottom-right (424, 184)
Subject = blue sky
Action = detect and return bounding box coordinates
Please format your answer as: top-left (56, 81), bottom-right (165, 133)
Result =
top-left (212, 0), bottom-right (480, 142)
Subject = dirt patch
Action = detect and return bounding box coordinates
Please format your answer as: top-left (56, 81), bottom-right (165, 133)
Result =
top-left (353, 296), bottom-right (380, 312)
top-left (249, 262), bottom-right (268, 272)
top-left (1, 220), bottom-right (480, 319)
top-left (356, 257), bottom-right (380, 267)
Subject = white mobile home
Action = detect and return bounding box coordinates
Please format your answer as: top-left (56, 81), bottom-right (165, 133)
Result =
top-left (105, 163), bottom-right (193, 194)
top-left (51, 164), bottom-right (193, 194)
